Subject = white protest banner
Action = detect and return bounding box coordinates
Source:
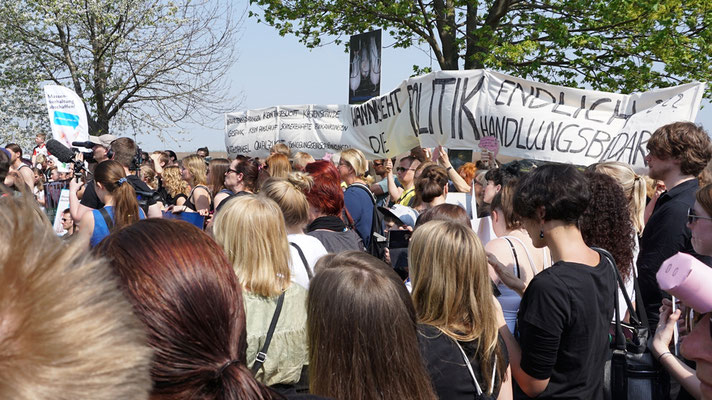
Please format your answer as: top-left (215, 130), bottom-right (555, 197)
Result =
top-left (52, 189), bottom-right (70, 235)
top-left (225, 70), bottom-right (705, 170)
top-left (44, 85), bottom-right (90, 149)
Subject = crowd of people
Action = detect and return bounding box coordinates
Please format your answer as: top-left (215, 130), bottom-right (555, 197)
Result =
top-left (0, 120), bottom-right (711, 400)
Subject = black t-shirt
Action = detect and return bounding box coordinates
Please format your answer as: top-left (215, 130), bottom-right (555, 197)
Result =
top-left (80, 175), bottom-right (156, 209)
top-left (517, 254), bottom-right (615, 399)
top-left (418, 324), bottom-right (508, 400)
top-left (637, 179), bottom-right (712, 330)
top-left (214, 190), bottom-right (252, 214)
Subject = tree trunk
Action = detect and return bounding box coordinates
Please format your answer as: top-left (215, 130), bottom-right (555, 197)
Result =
top-left (464, 1), bottom-right (484, 69)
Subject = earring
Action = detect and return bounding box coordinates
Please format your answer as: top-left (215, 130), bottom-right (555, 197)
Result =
top-left (539, 230), bottom-right (544, 239)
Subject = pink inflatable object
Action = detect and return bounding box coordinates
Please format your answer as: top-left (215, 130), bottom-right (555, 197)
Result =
top-left (657, 252), bottom-right (712, 313)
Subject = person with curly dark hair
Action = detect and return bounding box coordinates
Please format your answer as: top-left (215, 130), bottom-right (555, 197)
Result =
top-left (499, 164), bottom-right (616, 399)
top-left (579, 171), bottom-right (636, 321)
top-left (483, 162), bottom-right (522, 205)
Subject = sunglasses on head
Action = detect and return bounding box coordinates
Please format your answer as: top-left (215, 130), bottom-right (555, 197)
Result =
top-left (687, 208), bottom-right (712, 225)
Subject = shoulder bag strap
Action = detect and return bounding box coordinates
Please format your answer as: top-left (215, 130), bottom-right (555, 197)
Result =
top-left (251, 291), bottom-right (286, 374)
top-left (632, 271), bottom-right (648, 328)
top-left (503, 237), bottom-right (521, 279)
top-left (453, 339), bottom-right (498, 395)
top-left (98, 208), bottom-right (114, 231)
top-left (593, 247), bottom-right (626, 350)
top-left (290, 242), bottom-right (313, 280)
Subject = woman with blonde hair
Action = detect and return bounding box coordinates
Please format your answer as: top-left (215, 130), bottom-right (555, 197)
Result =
top-left (180, 154), bottom-right (211, 214)
top-left (212, 195), bottom-right (308, 390)
top-left (339, 148), bottom-right (377, 248)
top-left (410, 220), bottom-right (512, 400)
top-left (265, 153), bottom-right (292, 179)
top-left (139, 165), bottom-right (158, 190)
top-left (260, 173), bottom-right (328, 289)
top-left (160, 165), bottom-right (190, 207)
top-left (291, 152), bottom-right (315, 172)
top-left (590, 161), bottom-right (647, 235)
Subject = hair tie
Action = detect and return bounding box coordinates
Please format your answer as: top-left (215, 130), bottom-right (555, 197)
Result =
top-left (217, 360), bottom-right (238, 376)
top-left (117, 177), bottom-right (127, 186)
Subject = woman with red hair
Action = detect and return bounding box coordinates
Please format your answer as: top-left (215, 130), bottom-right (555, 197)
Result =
top-left (303, 160), bottom-right (363, 253)
top-left (96, 219), bottom-right (278, 400)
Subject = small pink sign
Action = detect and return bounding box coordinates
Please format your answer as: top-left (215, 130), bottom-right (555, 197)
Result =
top-left (478, 136), bottom-right (499, 156)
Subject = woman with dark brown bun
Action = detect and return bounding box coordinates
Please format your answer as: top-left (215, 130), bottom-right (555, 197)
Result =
top-left (96, 219), bottom-right (279, 400)
top-left (413, 164), bottom-right (449, 213)
top-left (215, 156), bottom-right (261, 212)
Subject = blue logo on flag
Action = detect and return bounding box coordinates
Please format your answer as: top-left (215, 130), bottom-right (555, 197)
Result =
top-left (53, 111), bottom-right (80, 129)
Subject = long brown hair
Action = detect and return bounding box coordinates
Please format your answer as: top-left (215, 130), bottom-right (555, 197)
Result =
top-left (409, 220), bottom-right (507, 394)
top-left (208, 158), bottom-right (230, 195)
top-left (308, 251), bottom-right (437, 400)
top-left (94, 160), bottom-right (140, 230)
top-left (96, 219), bottom-right (276, 400)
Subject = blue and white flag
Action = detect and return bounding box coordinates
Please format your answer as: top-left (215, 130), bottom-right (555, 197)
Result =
top-left (44, 85), bottom-right (89, 149)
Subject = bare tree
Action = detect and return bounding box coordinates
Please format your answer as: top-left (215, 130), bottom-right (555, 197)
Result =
top-left (0, 0), bottom-right (240, 137)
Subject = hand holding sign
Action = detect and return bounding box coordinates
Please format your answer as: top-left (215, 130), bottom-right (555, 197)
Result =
top-left (479, 136), bottom-right (499, 156)
top-left (434, 146), bottom-right (452, 169)
top-left (385, 158), bottom-right (393, 174)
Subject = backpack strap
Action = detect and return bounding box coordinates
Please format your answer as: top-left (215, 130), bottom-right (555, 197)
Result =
top-left (348, 182), bottom-right (387, 255)
top-left (98, 208), bottom-right (114, 231)
top-left (349, 183), bottom-right (377, 205)
top-left (251, 291), bottom-right (286, 374)
top-left (290, 242), bottom-right (313, 280)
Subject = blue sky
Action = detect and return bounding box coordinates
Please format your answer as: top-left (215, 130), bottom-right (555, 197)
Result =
top-left (134, 5), bottom-right (712, 153)
top-left (135, 13), bottom-right (432, 152)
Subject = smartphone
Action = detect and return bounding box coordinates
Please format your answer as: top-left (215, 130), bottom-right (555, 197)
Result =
top-left (387, 230), bottom-right (411, 277)
top-left (388, 230), bottom-right (411, 249)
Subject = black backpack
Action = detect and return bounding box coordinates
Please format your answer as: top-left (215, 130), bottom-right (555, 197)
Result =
top-left (348, 183), bottom-right (387, 260)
